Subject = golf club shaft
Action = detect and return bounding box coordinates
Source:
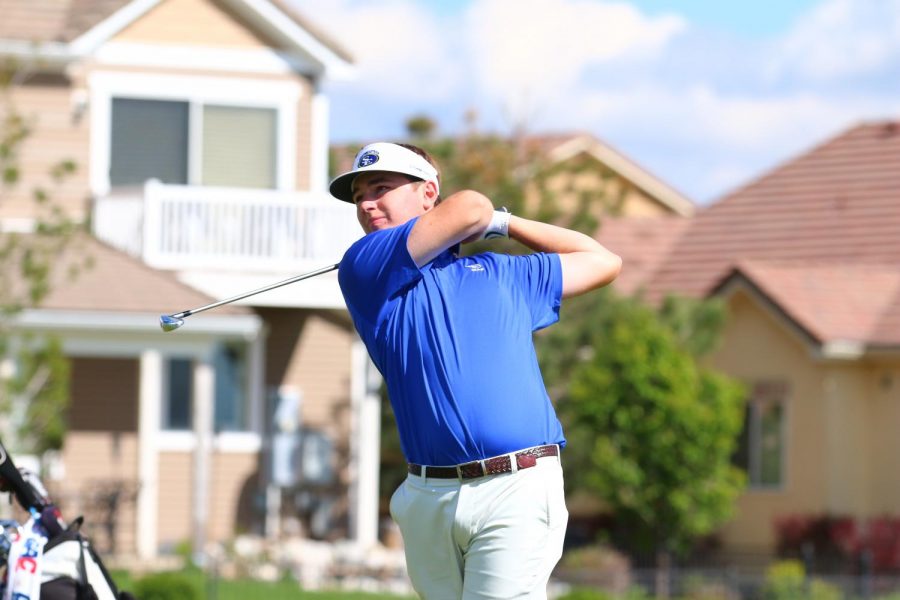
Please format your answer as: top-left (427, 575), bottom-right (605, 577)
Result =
top-left (172, 263), bottom-right (339, 319)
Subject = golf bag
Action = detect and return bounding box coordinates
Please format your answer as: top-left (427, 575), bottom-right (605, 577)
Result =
top-left (0, 439), bottom-right (134, 600)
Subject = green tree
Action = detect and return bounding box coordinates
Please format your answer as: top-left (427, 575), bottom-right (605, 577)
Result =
top-left (405, 114), bottom-right (437, 140)
top-left (0, 58), bottom-right (83, 458)
top-left (558, 292), bottom-right (746, 560)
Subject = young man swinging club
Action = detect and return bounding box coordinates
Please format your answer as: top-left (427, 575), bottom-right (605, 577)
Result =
top-left (331, 142), bottom-right (622, 599)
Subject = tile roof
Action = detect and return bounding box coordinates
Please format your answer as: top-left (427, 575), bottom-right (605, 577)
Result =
top-left (596, 216), bottom-right (691, 297)
top-left (35, 233), bottom-right (250, 316)
top-left (715, 260), bottom-right (900, 347)
top-left (0, 0), bottom-right (130, 42)
top-left (639, 120), bottom-right (900, 348)
top-left (646, 121), bottom-right (900, 300)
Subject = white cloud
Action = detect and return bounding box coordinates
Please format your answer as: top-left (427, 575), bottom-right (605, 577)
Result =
top-left (295, 0), bottom-right (900, 201)
top-left (293, 0), bottom-right (462, 101)
top-left (563, 84), bottom-right (898, 199)
top-left (770, 0), bottom-right (900, 82)
top-left (462, 0), bottom-right (686, 126)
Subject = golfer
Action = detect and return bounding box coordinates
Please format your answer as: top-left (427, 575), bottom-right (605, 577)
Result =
top-left (331, 142), bottom-right (621, 599)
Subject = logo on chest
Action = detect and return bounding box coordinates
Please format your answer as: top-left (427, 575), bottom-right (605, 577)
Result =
top-left (465, 264), bottom-right (485, 272)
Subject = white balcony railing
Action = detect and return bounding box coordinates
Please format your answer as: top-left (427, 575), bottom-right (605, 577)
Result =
top-left (93, 180), bottom-right (361, 272)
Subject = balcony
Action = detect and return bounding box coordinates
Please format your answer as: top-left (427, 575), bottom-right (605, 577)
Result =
top-left (92, 181), bottom-right (362, 309)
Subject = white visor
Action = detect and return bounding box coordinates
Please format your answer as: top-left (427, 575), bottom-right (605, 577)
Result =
top-left (329, 142), bottom-right (439, 203)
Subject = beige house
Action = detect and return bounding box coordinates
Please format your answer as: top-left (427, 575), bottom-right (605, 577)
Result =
top-left (522, 133), bottom-right (695, 220)
top-left (0, 0), bottom-right (390, 562)
top-left (614, 121), bottom-right (900, 561)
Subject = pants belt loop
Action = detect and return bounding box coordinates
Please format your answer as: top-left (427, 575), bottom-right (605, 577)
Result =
top-left (509, 451), bottom-right (519, 474)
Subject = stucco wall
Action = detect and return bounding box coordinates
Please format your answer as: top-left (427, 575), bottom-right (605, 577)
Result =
top-left (709, 291), bottom-right (829, 550)
top-left (710, 289), bottom-right (900, 554)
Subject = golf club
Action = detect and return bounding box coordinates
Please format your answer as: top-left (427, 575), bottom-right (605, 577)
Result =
top-left (160, 263), bottom-right (339, 332)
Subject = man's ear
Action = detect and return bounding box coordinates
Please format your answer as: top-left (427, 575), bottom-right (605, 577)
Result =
top-left (421, 180), bottom-right (439, 211)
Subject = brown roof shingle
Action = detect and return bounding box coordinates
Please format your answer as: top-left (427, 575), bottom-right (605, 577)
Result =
top-left (0, 0), bottom-right (130, 42)
top-left (37, 233), bottom-right (250, 316)
top-left (597, 216), bottom-right (690, 297)
top-left (647, 121), bottom-right (900, 302)
top-left (641, 120), bottom-right (900, 347)
top-left (716, 260), bottom-right (900, 346)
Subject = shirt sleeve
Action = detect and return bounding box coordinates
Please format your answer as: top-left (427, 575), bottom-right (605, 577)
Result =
top-left (509, 252), bottom-right (563, 331)
top-left (338, 218), bottom-right (422, 326)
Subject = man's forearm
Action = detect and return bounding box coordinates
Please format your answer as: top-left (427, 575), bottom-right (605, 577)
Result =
top-left (507, 215), bottom-right (607, 254)
top-left (507, 215), bottom-right (622, 297)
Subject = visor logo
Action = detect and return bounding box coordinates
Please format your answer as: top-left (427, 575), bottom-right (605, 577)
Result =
top-left (357, 151), bottom-right (380, 168)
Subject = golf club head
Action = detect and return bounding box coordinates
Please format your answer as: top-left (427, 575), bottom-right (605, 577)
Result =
top-left (159, 315), bottom-right (184, 332)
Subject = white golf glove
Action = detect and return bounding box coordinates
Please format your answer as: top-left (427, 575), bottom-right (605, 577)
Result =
top-left (481, 207), bottom-right (511, 240)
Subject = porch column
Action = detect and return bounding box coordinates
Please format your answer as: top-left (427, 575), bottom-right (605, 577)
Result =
top-left (309, 80), bottom-right (330, 192)
top-left (137, 350), bottom-right (162, 560)
top-left (192, 354), bottom-right (215, 565)
top-left (349, 340), bottom-right (382, 547)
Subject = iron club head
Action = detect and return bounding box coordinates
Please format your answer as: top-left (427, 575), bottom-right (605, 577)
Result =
top-left (159, 315), bottom-right (184, 332)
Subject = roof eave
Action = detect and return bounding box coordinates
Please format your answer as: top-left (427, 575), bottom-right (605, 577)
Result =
top-left (711, 270), bottom-right (900, 362)
top-left (710, 270), bottom-right (823, 351)
top-left (15, 309), bottom-right (262, 338)
top-left (548, 134), bottom-right (696, 217)
top-left (64, 0), bottom-right (354, 80)
top-left (0, 40), bottom-right (76, 70)
top-left (229, 0), bottom-right (354, 80)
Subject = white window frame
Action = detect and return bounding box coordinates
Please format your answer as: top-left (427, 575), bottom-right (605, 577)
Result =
top-left (744, 381), bottom-right (789, 491)
top-left (89, 71), bottom-right (299, 196)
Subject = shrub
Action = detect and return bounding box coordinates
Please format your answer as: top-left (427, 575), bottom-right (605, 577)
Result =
top-left (763, 560), bottom-right (844, 600)
top-left (133, 571), bottom-right (201, 600)
top-left (764, 560), bottom-right (806, 600)
top-left (556, 587), bottom-right (615, 600)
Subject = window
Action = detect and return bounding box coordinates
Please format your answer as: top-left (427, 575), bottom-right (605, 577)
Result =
top-left (203, 105), bottom-right (276, 188)
top-left (214, 344), bottom-right (248, 432)
top-left (164, 357), bottom-right (193, 431)
top-left (111, 99), bottom-right (189, 186)
top-left (163, 349), bottom-right (249, 433)
top-left (734, 381), bottom-right (787, 489)
top-left (110, 99), bottom-right (277, 189)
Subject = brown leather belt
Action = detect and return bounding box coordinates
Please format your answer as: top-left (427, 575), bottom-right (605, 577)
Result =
top-left (408, 444), bottom-right (559, 480)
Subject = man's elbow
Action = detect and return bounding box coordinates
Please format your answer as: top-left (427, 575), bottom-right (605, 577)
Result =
top-left (449, 190), bottom-right (494, 229)
top-left (596, 252), bottom-right (623, 287)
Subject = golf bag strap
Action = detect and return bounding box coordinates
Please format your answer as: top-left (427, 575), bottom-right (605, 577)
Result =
top-left (85, 537), bottom-right (121, 598)
top-left (76, 538), bottom-right (99, 600)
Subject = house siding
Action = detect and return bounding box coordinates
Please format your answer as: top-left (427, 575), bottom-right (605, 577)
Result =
top-left (62, 357), bottom-right (140, 554)
top-left (2, 75), bottom-right (91, 220)
top-left (708, 291), bottom-right (829, 551)
top-left (868, 365), bottom-right (900, 511)
top-left (157, 451), bottom-right (194, 548)
top-left (209, 451), bottom-right (260, 540)
top-left (113, 0), bottom-right (271, 48)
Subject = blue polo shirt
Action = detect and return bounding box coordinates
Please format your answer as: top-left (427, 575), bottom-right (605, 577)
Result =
top-left (338, 218), bottom-right (565, 466)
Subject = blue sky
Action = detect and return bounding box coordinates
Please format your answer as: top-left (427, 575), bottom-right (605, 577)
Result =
top-left (293, 0), bottom-right (900, 204)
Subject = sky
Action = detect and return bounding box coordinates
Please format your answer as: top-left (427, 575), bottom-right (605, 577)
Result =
top-left (290, 0), bottom-right (900, 204)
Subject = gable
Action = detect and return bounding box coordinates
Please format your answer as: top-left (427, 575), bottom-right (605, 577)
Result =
top-left (112, 0), bottom-right (270, 48)
top-left (536, 151), bottom-right (681, 218)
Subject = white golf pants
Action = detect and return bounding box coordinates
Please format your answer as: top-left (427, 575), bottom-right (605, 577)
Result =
top-left (390, 454), bottom-right (568, 599)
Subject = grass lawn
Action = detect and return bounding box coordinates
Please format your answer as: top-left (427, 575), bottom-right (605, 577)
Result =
top-left (111, 568), bottom-right (414, 599)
